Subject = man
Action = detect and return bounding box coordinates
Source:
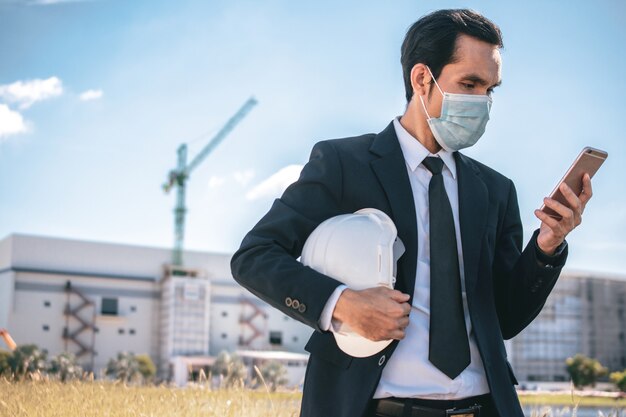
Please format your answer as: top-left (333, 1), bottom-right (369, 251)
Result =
top-left (231, 9), bottom-right (592, 417)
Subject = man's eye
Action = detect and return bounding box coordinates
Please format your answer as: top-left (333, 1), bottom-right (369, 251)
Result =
top-left (462, 83), bottom-right (474, 89)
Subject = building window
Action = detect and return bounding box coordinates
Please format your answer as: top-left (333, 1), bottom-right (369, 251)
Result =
top-left (129, 329), bottom-right (136, 335)
top-left (221, 333), bottom-right (227, 339)
top-left (44, 301), bottom-right (51, 307)
top-left (118, 328), bottom-right (125, 335)
top-left (269, 331), bottom-right (282, 346)
top-left (292, 336), bottom-right (299, 343)
top-left (42, 325), bottom-right (49, 331)
top-left (130, 306), bottom-right (137, 312)
top-left (101, 298), bottom-right (119, 316)
top-left (221, 311), bottom-right (228, 317)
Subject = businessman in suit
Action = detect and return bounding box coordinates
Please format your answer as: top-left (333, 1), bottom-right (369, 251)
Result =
top-left (231, 9), bottom-right (592, 417)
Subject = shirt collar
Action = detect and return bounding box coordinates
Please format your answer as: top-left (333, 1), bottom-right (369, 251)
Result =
top-left (392, 116), bottom-right (457, 179)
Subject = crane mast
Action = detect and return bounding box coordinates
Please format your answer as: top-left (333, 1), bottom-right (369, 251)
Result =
top-left (163, 97), bottom-right (257, 266)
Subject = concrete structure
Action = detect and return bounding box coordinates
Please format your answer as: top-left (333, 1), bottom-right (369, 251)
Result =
top-left (0, 233), bottom-right (312, 385)
top-left (507, 271), bottom-right (626, 383)
top-left (3, 233), bottom-right (625, 387)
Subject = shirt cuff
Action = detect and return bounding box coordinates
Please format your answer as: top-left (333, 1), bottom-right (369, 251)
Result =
top-left (534, 235), bottom-right (568, 267)
top-left (318, 284), bottom-right (348, 331)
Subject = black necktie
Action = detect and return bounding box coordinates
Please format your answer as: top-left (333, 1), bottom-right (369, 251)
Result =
top-left (422, 157), bottom-right (471, 379)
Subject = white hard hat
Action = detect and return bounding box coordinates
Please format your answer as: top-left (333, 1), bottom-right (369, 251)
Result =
top-left (301, 208), bottom-right (405, 358)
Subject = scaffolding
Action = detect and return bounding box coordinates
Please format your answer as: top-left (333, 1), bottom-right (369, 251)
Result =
top-left (159, 265), bottom-right (211, 378)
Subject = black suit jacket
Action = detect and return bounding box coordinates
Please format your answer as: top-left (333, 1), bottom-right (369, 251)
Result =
top-left (231, 121), bottom-right (567, 417)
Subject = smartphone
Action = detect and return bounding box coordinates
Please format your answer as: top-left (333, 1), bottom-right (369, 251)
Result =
top-left (540, 146), bottom-right (608, 220)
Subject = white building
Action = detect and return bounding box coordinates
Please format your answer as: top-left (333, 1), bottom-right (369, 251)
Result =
top-left (507, 270), bottom-right (626, 383)
top-left (0, 233), bottom-right (312, 385)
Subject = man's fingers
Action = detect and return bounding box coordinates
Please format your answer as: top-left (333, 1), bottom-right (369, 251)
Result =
top-left (580, 173), bottom-right (593, 205)
top-left (401, 302), bottom-right (411, 316)
top-left (390, 329), bottom-right (406, 341)
top-left (542, 197), bottom-right (573, 223)
top-left (394, 331), bottom-right (406, 340)
top-left (559, 183), bottom-right (582, 215)
top-left (534, 209), bottom-right (561, 231)
top-left (388, 290), bottom-right (410, 303)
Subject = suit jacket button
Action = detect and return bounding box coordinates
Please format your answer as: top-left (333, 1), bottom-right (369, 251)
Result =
top-left (292, 299), bottom-right (300, 309)
top-left (298, 304), bottom-right (306, 313)
top-left (378, 355), bottom-right (386, 366)
top-left (285, 297), bottom-right (293, 307)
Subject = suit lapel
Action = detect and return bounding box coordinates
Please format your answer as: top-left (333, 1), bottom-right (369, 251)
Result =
top-left (369, 122), bottom-right (418, 296)
top-left (455, 152), bottom-right (489, 292)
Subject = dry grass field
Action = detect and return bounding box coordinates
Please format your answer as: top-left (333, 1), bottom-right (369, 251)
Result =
top-left (0, 379), bottom-right (301, 417)
top-left (1, 379), bottom-right (624, 417)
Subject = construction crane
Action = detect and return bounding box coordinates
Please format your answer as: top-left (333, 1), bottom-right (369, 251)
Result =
top-left (162, 97), bottom-right (258, 267)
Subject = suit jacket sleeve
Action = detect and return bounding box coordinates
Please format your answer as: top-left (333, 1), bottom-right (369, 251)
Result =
top-left (230, 140), bottom-right (345, 332)
top-left (493, 179), bottom-right (568, 339)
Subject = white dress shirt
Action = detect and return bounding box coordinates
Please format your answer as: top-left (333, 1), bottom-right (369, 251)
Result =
top-left (320, 117), bottom-right (490, 400)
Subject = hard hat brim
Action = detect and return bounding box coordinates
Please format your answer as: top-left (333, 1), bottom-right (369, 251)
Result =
top-left (334, 332), bottom-right (393, 358)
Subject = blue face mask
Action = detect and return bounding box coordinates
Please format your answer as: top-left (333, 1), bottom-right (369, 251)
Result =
top-left (419, 66), bottom-right (492, 152)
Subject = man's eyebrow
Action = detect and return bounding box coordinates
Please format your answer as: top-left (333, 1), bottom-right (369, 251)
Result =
top-left (461, 74), bottom-right (502, 88)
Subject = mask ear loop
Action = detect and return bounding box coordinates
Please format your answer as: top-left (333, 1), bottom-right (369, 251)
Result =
top-left (418, 95), bottom-right (431, 119)
top-left (418, 65), bottom-right (445, 120)
top-left (425, 65), bottom-right (445, 97)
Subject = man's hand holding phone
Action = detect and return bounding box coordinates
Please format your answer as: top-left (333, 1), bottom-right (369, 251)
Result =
top-left (533, 146), bottom-right (606, 255)
top-left (534, 173), bottom-right (593, 255)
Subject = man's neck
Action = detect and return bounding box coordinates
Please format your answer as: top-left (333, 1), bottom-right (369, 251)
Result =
top-left (399, 102), bottom-right (441, 155)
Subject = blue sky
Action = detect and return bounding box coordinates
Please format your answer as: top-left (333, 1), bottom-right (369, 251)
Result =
top-left (1, 0), bottom-right (624, 275)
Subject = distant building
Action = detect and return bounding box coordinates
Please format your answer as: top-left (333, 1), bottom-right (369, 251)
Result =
top-left (3, 233), bottom-right (625, 386)
top-left (0, 233), bottom-right (311, 385)
top-left (507, 271), bottom-right (626, 383)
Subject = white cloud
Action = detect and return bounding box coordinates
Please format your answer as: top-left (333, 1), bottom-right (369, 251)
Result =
top-left (233, 169), bottom-right (255, 186)
top-left (79, 89), bottom-right (103, 101)
top-left (0, 76), bottom-right (63, 109)
top-left (246, 165), bottom-right (303, 201)
top-left (0, 104), bottom-right (29, 138)
top-left (208, 176), bottom-right (225, 189)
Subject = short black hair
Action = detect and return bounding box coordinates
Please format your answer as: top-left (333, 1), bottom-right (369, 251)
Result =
top-left (401, 9), bottom-right (503, 103)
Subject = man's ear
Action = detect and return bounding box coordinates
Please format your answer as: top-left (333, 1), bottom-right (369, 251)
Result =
top-left (410, 63), bottom-right (431, 99)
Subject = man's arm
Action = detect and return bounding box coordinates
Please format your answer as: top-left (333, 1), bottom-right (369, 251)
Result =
top-left (493, 175), bottom-right (592, 339)
top-left (231, 140), bottom-right (412, 339)
top-left (230, 140), bottom-right (345, 332)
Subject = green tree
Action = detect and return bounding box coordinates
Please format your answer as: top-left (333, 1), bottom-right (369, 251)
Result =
top-left (610, 370), bottom-right (626, 392)
top-left (565, 354), bottom-right (608, 388)
top-left (136, 354), bottom-right (156, 381)
top-left (48, 352), bottom-right (83, 382)
top-left (8, 344), bottom-right (48, 379)
top-left (105, 352), bottom-right (141, 383)
top-left (211, 351), bottom-right (247, 387)
top-left (258, 360), bottom-right (289, 392)
top-left (0, 349), bottom-right (11, 376)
